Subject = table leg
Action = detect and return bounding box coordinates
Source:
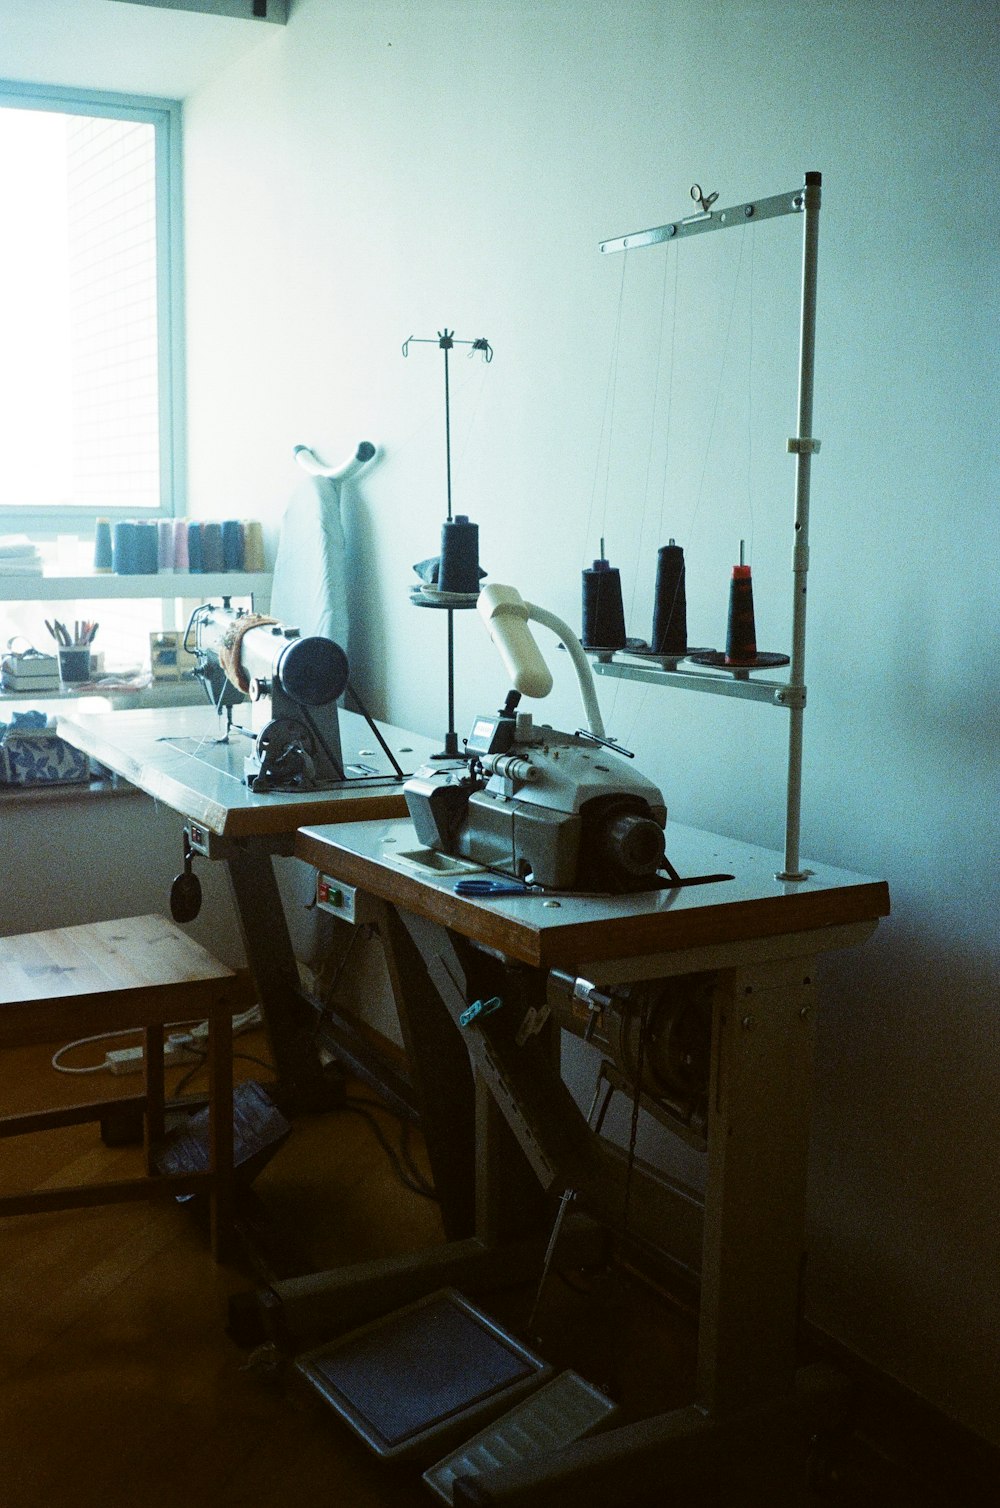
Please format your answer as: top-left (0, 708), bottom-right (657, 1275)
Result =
top-left (143, 1023), bottom-right (165, 1176)
top-left (366, 899), bottom-right (478, 1238)
top-left (208, 1002), bottom-right (235, 1262)
top-left (224, 839), bottom-right (337, 1113)
top-left (697, 956), bottom-right (818, 1416)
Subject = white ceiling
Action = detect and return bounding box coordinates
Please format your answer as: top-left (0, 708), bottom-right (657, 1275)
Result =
top-left (0, 0), bottom-right (276, 100)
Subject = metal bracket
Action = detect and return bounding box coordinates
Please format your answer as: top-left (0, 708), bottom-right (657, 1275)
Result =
top-left (787, 437), bottom-right (822, 454)
top-left (773, 685), bottom-right (807, 709)
top-left (515, 1003), bottom-right (551, 1047)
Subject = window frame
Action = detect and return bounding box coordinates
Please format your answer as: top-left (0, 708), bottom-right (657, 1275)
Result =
top-left (0, 79), bottom-right (185, 533)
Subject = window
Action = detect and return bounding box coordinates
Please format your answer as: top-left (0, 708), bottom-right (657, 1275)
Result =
top-left (0, 83), bottom-right (183, 529)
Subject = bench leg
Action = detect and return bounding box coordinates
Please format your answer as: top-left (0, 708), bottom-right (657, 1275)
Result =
top-left (207, 1006), bottom-right (235, 1262)
top-left (144, 1024), bottom-right (166, 1176)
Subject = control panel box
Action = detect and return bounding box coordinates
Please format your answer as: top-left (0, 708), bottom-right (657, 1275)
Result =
top-left (315, 873), bottom-right (376, 927)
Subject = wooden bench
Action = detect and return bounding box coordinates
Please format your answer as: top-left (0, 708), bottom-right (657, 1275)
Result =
top-left (0, 915), bottom-right (238, 1260)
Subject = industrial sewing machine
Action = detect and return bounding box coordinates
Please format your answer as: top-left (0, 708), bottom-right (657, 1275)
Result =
top-left (186, 600), bottom-right (350, 792)
top-left (404, 584), bottom-right (669, 892)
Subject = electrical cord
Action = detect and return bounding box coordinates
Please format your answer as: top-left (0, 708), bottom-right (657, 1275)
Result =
top-left (341, 1094), bottom-right (438, 1201)
top-left (51, 1007), bottom-right (264, 1076)
top-left (51, 1019), bottom-right (209, 1074)
top-left (309, 924), bottom-right (371, 1040)
top-left (346, 1093), bottom-right (436, 1196)
top-left (170, 1051), bottom-right (274, 1103)
top-left (621, 998), bottom-right (650, 1231)
top-left (55, 1007), bottom-right (434, 1201)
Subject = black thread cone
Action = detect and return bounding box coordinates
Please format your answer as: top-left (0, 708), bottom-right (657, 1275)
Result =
top-left (582, 557), bottom-right (626, 648)
top-left (652, 543), bottom-right (687, 654)
top-left (725, 565), bottom-right (758, 663)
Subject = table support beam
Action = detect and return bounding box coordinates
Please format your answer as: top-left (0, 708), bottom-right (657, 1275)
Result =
top-left (225, 839), bottom-right (336, 1113)
top-left (252, 1215), bottom-right (610, 1348)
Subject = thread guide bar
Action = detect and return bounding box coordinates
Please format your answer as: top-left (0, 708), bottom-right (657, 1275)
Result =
top-left (599, 187), bottom-right (806, 255)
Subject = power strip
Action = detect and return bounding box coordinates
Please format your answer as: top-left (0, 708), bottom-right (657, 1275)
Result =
top-left (103, 1006), bottom-right (263, 1076)
top-left (106, 1035), bottom-right (199, 1075)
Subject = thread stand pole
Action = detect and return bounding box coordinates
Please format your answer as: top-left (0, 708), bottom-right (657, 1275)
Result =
top-left (440, 608), bottom-right (459, 759)
top-left (779, 172), bottom-right (821, 881)
top-left (402, 329), bottom-right (492, 761)
top-left (440, 331), bottom-right (457, 756)
top-left (442, 333), bottom-right (453, 522)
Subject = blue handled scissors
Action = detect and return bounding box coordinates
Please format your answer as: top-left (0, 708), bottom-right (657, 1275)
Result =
top-left (454, 877), bottom-right (528, 897)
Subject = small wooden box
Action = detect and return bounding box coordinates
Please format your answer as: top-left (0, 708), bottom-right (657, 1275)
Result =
top-left (149, 631), bottom-right (197, 681)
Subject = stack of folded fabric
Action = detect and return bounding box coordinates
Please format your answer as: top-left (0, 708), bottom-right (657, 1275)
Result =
top-left (0, 535), bottom-right (43, 576)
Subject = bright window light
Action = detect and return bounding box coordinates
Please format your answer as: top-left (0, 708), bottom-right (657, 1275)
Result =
top-left (0, 88), bottom-right (181, 523)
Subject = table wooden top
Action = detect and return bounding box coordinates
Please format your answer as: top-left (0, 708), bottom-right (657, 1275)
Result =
top-left (0, 914), bottom-right (233, 1005)
top-left (296, 818), bottom-right (890, 972)
top-left (56, 704), bottom-right (439, 838)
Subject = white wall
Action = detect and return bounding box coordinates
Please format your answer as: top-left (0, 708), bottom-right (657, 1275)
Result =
top-left (180, 0), bottom-right (1000, 1444)
top-left (1, 791), bottom-right (243, 963)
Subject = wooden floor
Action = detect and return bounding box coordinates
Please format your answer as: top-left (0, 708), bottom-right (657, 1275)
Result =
top-left (0, 1031), bottom-right (975, 1508)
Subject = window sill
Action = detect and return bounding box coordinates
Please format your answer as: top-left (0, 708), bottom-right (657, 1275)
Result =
top-left (0, 774), bottom-right (141, 807)
top-left (0, 681), bottom-right (212, 712)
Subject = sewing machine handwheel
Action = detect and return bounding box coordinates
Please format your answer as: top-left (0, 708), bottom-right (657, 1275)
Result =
top-left (255, 718), bottom-right (313, 761)
top-left (170, 869), bottom-right (202, 923)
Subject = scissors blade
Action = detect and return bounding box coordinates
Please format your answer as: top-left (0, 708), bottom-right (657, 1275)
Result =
top-left (455, 878), bottom-right (527, 897)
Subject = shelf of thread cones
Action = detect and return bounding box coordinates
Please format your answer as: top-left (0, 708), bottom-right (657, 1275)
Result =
top-left (580, 547), bottom-right (794, 707)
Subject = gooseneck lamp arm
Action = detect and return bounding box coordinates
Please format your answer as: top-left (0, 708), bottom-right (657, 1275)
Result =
top-left (477, 584), bottom-right (606, 739)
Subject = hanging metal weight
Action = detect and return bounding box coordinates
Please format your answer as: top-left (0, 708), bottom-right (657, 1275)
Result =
top-left (170, 832), bottom-right (203, 923)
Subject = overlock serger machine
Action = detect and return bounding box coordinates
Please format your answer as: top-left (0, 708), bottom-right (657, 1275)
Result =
top-left (187, 600), bottom-right (349, 792)
top-left (404, 584), bottom-right (668, 892)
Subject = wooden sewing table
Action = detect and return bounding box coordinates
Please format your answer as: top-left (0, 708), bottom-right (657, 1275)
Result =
top-left (55, 705), bottom-right (439, 1116)
top-left (273, 814), bottom-right (890, 1504)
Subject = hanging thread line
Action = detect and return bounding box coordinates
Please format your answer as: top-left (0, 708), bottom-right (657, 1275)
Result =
top-left (583, 250), bottom-right (629, 569)
top-left (626, 243), bottom-right (680, 651)
top-left (619, 226), bottom-right (751, 754)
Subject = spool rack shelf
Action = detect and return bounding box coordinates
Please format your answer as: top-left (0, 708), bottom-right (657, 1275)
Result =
top-left (595, 173), bottom-right (821, 879)
top-left (589, 654), bottom-right (801, 708)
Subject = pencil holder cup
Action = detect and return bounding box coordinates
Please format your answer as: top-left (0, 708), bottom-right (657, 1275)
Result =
top-left (58, 647), bottom-right (91, 686)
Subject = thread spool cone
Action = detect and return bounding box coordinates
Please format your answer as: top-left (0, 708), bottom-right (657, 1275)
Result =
top-left (222, 519), bottom-right (245, 572)
top-left (725, 564), bottom-right (758, 664)
top-left (582, 555), bottom-right (627, 649)
top-left (173, 518), bottom-right (189, 572)
top-left (187, 520), bottom-right (203, 572)
top-left (93, 519), bottom-right (112, 574)
top-left (158, 518), bottom-right (175, 572)
top-left (112, 521), bottom-right (140, 575)
top-left (438, 515), bottom-right (480, 593)
top-left (201, 521), bottom-right (224, 574)
top-left (243, 521), bottom-right (266, 572)
top-left (651, 542), bottom-right (687, 655)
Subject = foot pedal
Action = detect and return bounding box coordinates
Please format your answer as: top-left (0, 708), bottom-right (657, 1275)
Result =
top-left (294, 1288), bottom-right (552, 1462)
top-left (154, 1079), bottom-right (290, 1185)
top-left (422, 1370), bottom-right (618, 1504)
